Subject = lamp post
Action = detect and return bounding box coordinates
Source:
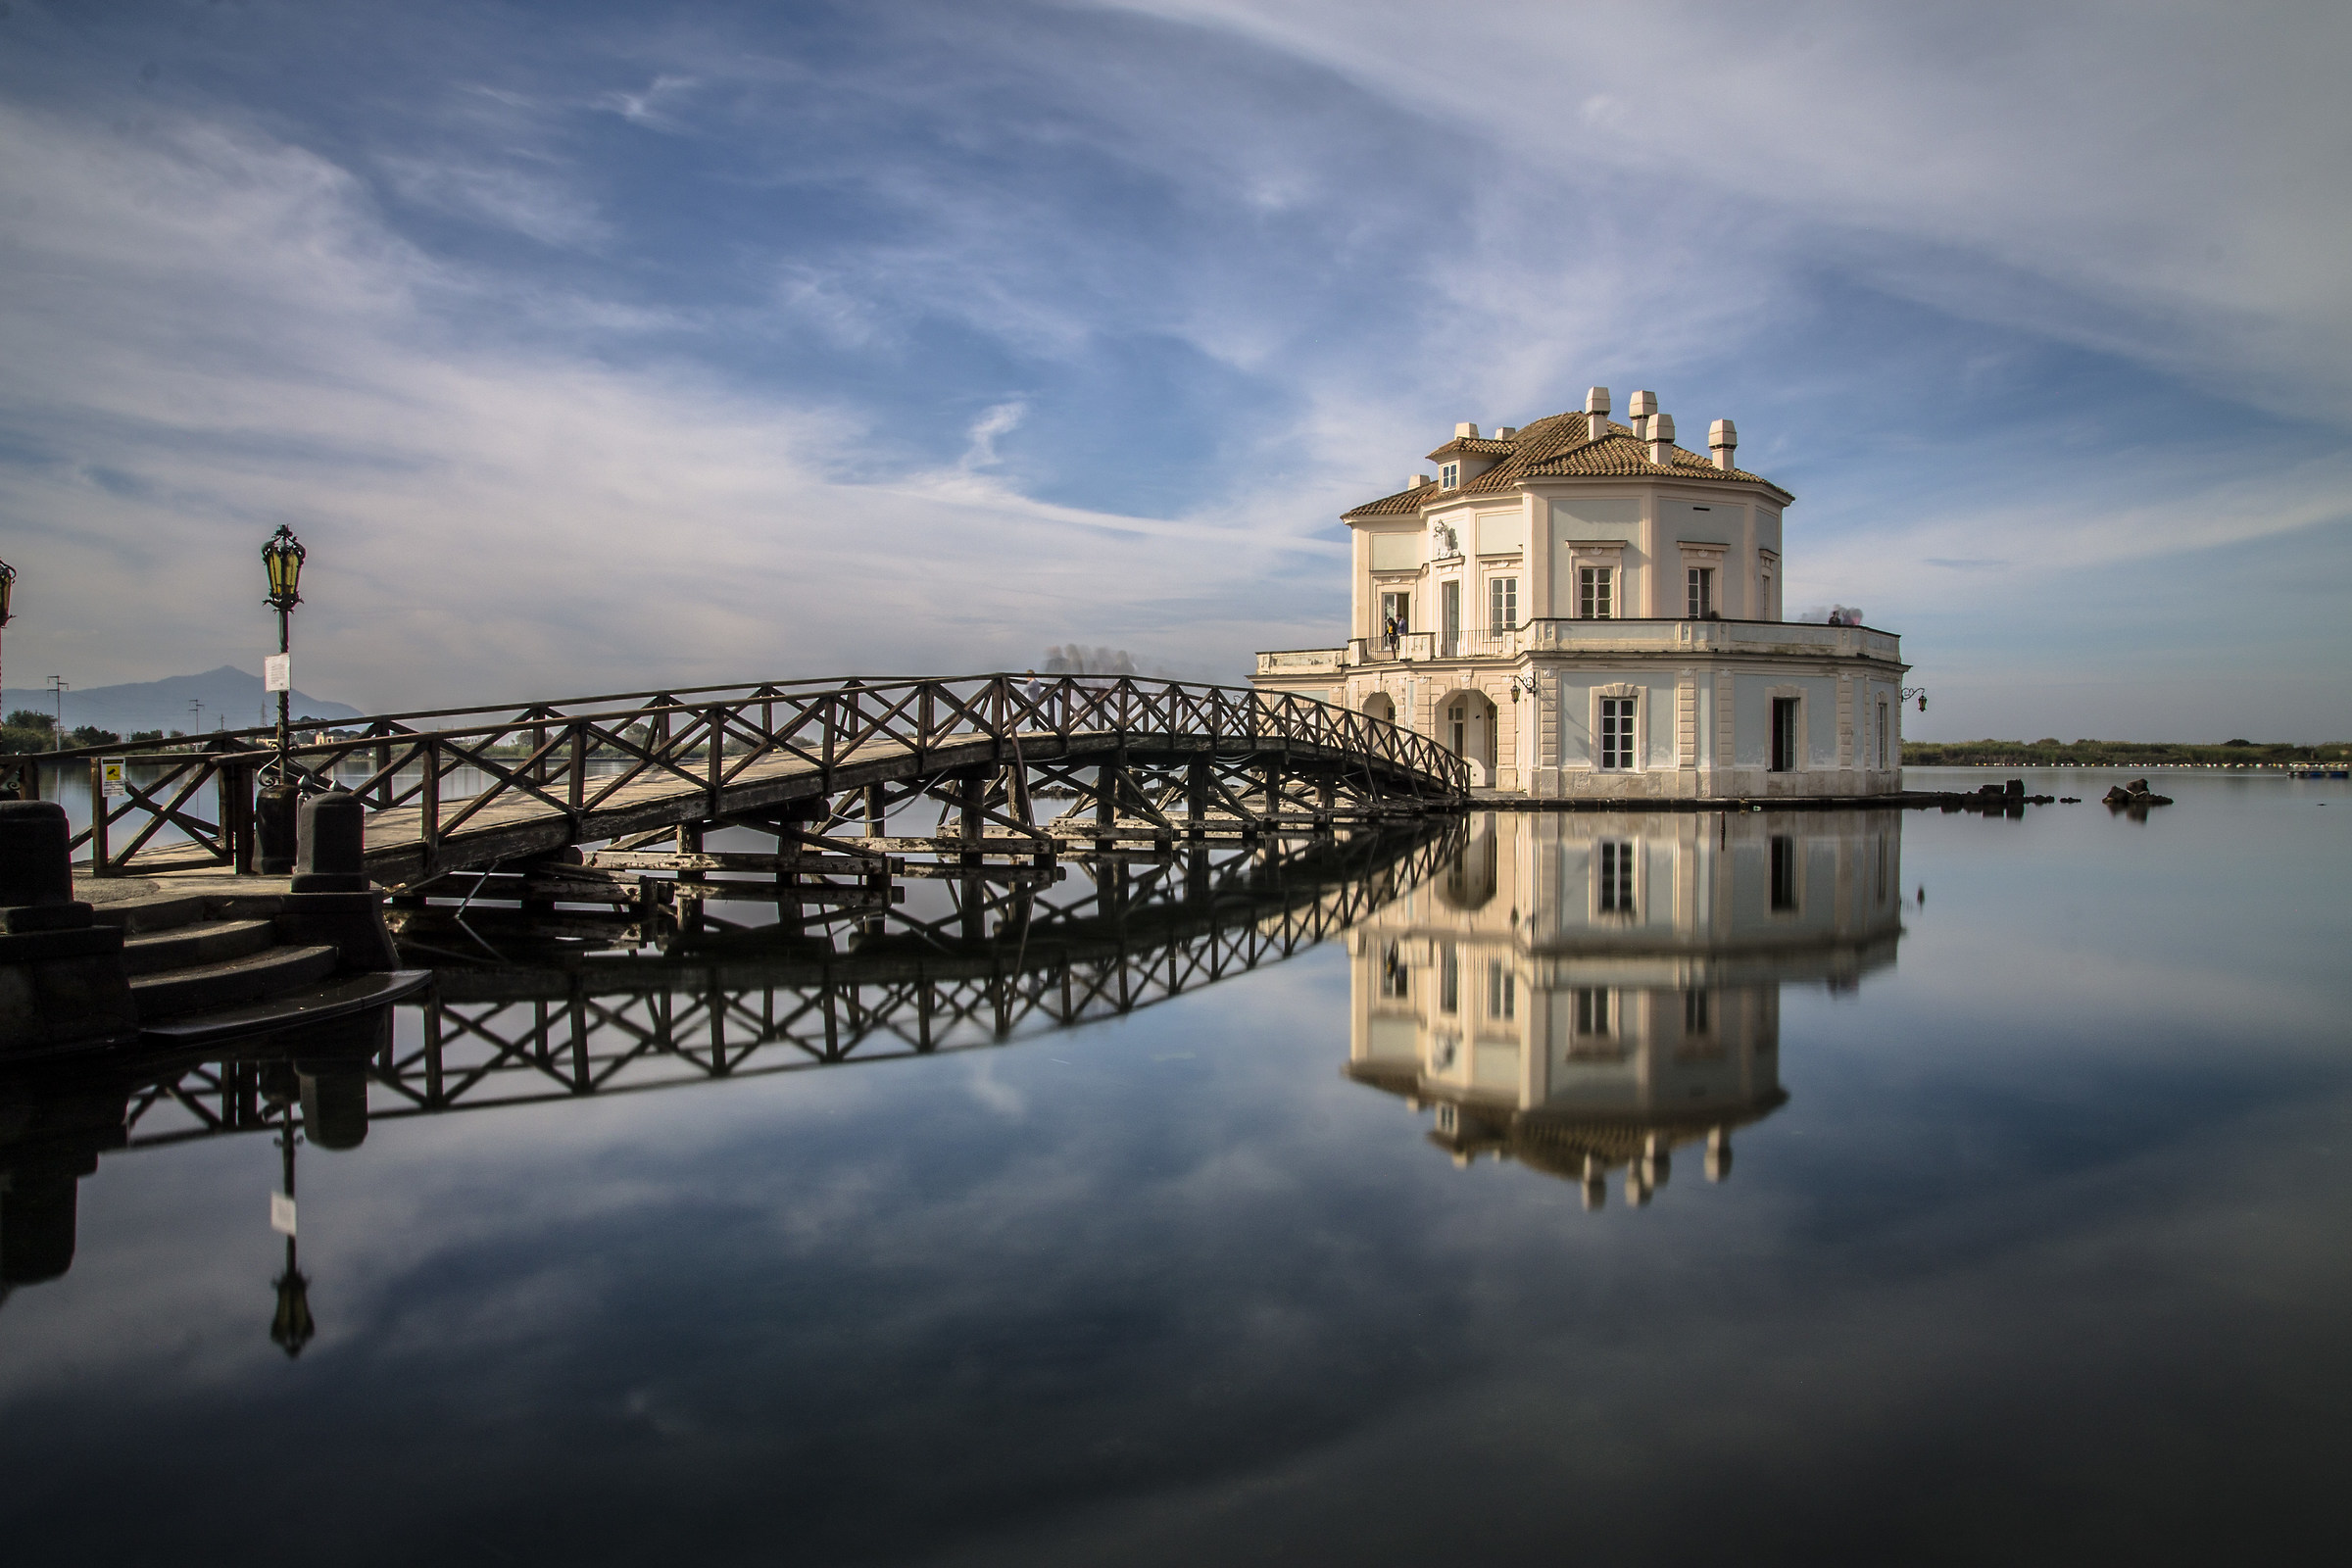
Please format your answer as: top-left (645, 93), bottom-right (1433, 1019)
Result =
top-left (261, 524), bottom-right (306, 781)
top-left (0, 559), bottom-right (13, 719)
top-left (256, 525), bottom-right (307, 875)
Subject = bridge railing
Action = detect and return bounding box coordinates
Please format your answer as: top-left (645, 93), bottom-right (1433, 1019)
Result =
top-left (4, 673), bottom-right (1467, 877)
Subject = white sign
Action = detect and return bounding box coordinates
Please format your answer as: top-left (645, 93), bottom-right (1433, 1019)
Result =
top-left (264, 654), bottom-right (291, 693)
top-left (270, 1192), bottom-right (298, 1237)
top-left (101, 758), bottom-right (126, 798)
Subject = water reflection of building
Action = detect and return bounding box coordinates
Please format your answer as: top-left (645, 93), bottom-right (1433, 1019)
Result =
top-left (1348, 810), bottom-right (1902, 1208)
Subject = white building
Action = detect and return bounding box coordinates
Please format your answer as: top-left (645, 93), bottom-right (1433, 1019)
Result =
top-left (1252, 389), bottom-right (1910, 799)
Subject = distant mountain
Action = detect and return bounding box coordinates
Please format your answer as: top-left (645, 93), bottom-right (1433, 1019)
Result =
top-left (2, 665), bottom-right (363, 737)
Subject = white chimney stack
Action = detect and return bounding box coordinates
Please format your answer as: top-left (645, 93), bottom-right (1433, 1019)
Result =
top-left (1407, 474), bottom-right (1427, 490)
top-left (1647, 410), bottom-right (1675, 465)
top-left (1627, 389), bottom-right (1658, 440)
top-left (1584, 386), bottom-right (1611, 438)
top-left (1454, 421), bottom-right (1480, 439)
top-left (1709, 418), bottom-right (1738, 470)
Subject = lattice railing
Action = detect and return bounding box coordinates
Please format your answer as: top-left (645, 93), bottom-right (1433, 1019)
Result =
top-left (1, 672), bottom-right (1467, 877)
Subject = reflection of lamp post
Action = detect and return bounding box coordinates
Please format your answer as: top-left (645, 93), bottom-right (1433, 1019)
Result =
top-left (261, 525), bottom-right (306, 784)
top-left (269, 1101), bottom-right (315, 1358)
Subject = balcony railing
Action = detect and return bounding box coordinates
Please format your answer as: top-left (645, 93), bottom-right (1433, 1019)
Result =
top-left (1259, 618), bottom-right (1901, 674)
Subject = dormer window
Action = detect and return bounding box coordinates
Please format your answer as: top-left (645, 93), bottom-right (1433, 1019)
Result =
top-left (1440, 462), bottom-right (1459, 489)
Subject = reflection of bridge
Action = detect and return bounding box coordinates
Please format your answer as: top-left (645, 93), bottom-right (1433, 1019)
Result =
top-left (13, 674), bottom-right (1465, 885)
top-left (0, 823), bottom-right (1458, 1300)
top-left (1347, 808), bottom-right (1905, 1207)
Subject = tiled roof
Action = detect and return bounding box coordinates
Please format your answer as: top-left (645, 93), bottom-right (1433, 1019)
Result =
top-left (1345, 409), bottom-right (1789, 520)
top-left (1425, 436), bottom-right (1517, 460)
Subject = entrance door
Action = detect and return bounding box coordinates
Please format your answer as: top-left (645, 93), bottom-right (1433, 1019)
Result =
top-left (1448, 701), bottom-right (1467, 757)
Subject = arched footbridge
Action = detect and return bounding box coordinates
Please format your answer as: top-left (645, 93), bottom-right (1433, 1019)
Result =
top-left (20, 674), bottom-right (1468, 886)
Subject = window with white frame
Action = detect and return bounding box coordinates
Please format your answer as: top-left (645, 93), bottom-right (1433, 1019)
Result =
top-left (1489, 576), bottom-right (1519, 632)
top-left (1486, 960), bottom-right (1515, 1021)
top-left (1599, 696), bottom-right (1637, 769)
top-left (1578, 565), bottom-right (1614, 619)
top-left (1597, 839), bottom-right (1635, 914)
top-left (1687, 565), bottom-right (1715, 619)
top-left (1441, 462), bottom-right (1460, 489)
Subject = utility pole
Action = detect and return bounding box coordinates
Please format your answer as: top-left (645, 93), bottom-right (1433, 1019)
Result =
top-left (189, 698), bottom-right (203, 737)
top-left (46, 675), bottom-right (66, 750)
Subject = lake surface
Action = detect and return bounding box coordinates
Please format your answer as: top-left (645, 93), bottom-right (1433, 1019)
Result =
top-left (5, 768), bottom-right (2347, 1564)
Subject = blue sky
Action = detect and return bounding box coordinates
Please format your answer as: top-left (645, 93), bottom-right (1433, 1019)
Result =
top-left (1, 0), bottom-right (2346, 739)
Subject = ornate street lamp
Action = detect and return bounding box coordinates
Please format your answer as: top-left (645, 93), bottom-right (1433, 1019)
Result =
top-left (0, 559), bottom-right (14, 720)
top-left (261, 525), bottom-right (306, 783)
top-left (1901, 686), bottom-right (1929, 713)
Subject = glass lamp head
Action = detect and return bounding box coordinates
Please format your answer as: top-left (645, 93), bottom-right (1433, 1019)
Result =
top-left (262, 525), bottom-right (306, 610)
top-left (0, 557), bottom-right (14, 627)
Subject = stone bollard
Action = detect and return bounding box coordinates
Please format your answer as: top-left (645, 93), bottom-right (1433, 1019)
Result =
top-left (0, 802), bottom-right (83, 928)
top-left (0, 802), bottom-right (137, 1054)
top-left (292, 790), bottom-right (371, 893)
top-left (256, 785), bottom-right (302, 876)
top-left (274, 789), bottom-right (396, 972)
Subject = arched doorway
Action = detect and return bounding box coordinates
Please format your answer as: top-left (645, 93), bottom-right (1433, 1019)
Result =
top-left (1361, 692), bottom-right (1395, 725)
top-left (1436, 689), bottom-right (1498, 786)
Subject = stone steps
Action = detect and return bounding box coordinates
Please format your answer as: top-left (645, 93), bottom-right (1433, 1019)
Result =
top-left (120, 918), bottom-right (277, 977)
top-left (128, 943), bottom-right (340, 1021)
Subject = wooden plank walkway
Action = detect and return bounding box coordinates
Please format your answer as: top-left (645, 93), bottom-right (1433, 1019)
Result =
top-left (350, 726), bottom-right (1432, 885)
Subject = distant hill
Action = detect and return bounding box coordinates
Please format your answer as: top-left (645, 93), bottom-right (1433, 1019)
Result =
top-left (2, 665), bottom-right (362, 738)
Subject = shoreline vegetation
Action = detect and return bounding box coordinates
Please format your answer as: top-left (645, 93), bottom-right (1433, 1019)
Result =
top-left (1900, 739), bottom-right (2350, 767)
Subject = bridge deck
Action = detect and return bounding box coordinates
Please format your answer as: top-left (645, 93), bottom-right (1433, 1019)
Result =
top-left (43, 673), bottom-right (1467, 884)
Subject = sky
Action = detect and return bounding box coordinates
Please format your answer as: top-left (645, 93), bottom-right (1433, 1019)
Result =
top-left (0, 0), bottom-right (2346, 741)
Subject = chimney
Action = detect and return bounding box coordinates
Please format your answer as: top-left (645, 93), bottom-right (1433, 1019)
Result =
top-left (1454, 421), bottom-right (1480, 439)
top-left (1626, 390), bottom-right (1658, 440)
top-left (1584, 386), bottom-right (1610, 439)
top-left (1647, 411), bottom-right (1676, 466)
top-left (1406, 474), bottom-right (1428, 490)
top-left (1709, 418), bottom-right (1738, 470)
top-left (1494, 426), bottom-right (1516, 439)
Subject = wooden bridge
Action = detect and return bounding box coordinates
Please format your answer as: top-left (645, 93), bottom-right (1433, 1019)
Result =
top-left (10, 674), bottom-right (1467, 887)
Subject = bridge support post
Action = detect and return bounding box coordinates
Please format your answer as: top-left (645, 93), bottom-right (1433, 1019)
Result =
top-left (1095, 760), bottom-right (1115, 852)
top-left (958, 771), bottom-right (983, 868)
top-left (1185, 754), bottom-right (1209, 840)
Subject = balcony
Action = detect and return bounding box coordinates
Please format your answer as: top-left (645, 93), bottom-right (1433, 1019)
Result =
top-left (1257, 618), bottom-right (1900, 677)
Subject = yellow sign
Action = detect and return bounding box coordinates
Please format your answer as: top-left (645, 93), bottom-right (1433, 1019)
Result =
top-left (102, 758), bottom-right (126, 799)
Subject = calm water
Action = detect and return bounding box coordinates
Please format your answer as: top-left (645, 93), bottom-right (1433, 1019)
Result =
top-left (4, 769), bottom-right (2348, 1564)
